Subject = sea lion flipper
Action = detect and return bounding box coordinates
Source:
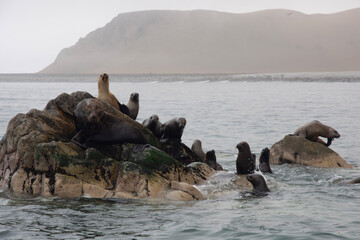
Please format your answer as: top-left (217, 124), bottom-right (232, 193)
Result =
top-left (117, 100), bottom-right (130, 116)
top-left (326, 138), bottom-right (333, 147)
top-left (71, 130), bottom-right (89, 149)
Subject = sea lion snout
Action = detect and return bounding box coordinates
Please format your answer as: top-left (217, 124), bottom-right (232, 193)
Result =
top-left (333, 130), bottom-right (340, 138)
top-left (178, 118), bottom-right (186, 128)
top-left (131, 92), bottom-right (139, 101)
top-left (100, 73), bottom-right (108, 81)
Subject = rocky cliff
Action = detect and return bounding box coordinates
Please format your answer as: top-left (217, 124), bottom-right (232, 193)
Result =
top-left (40, 9), bottom-right (360, 74)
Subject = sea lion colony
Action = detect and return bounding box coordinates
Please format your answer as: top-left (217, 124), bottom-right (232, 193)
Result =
top-left (72, 73), bottom-right (354, 195)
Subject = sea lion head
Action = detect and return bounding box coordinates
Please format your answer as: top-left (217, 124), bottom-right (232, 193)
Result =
top-left (236, 141), bottom-right (251, 153)
top-left (246, 173), bottom-right (270, 193)
top-left (150, 114), bottom-right (159, 122)
top-left (329, 128), bottom-right (340, 138)
top-left (99, 73), bottom-right (109, 83)
top-left (205, 150), bottom-right (217, 169)
top-left (192, 139), bottom-right (202, 149)
top-left (206, 150), bottom-right (216, 161)
top-left (177, 118), bottom-right (187, 129)
top-left (259, 148), bottom-right (270, 164)
top-left (74, 99), bottom-right (105, 128)
top-left (85, 99), bottom-right (104, 124)
top-left (130, 92), bottom-right (139, 102)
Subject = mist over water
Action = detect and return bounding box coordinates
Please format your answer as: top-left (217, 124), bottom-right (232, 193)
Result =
top-left (0, 73), bottom-right (360, 239)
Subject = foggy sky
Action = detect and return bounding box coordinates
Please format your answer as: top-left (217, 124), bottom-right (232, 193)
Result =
top-left (1, 0), bottom-right (360, 73)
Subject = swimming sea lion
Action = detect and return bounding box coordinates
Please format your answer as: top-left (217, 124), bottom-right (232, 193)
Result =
top-left (142, 114), bottom-right (163, 138)
top-left (97, 73), bottom-right (130, 115)
top-left (71, 98), bottom-right (148, 149)
top-left (160, 117), bottom-right (186, 142)
top-left (294, 120), bottom-right (340, 147)
top-left (259, 147), bottom-right (273, 173)
top-left (127, 92), bottom-right (139, 120)
top-left (191, 139), bottom-right (206, 162)
top-left (236, 142), bottom-right (256, 174)
top-left (246, 174), bottom-right (270, 193)
top-left (334, 176), bottom-right (360, 185)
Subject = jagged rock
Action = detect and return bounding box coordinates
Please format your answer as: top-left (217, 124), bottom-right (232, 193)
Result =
top-left (0, 91), bottom-right (214, 200)
top-left (270, 135), bottom-right (353, 168)
top-left (165, 190), bottom-right (195, 201)
top-left (170, 181), bottom-right (203, 200)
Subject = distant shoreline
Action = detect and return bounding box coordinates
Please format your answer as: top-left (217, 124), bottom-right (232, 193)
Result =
top-left (1, 72), bottom-right (360, 82)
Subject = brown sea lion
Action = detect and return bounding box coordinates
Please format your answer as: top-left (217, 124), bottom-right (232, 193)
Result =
top-left (71, 98), bottom-right (148, 149)
top-left (294, 120), bottom-right (340, 147)
top-left (236, 142), bottom-right (256, 174)
top-left (127, 92), bottom-right (139, 120)
top-left (97, 73), bottom-right (130, 115)
top-left (191, 139), bottom-right (206, 162)
top-left (259, 147), bottom-right (273, 174)
top-left (142, 114), bottom-right (163, 138)
top-left (246, 174), bottom-right (270, 194)
top-left (160, 117), bottom-right (186, 142)
top-left (334, 176), bottom-right (360, 185)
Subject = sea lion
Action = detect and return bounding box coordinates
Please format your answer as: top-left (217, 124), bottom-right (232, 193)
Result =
top-left (294, 120), bottom-right (340, 147)
top-left (127, 92), bottom-right (139, 120)
top-left (191, 139), bottom-right (206, 162)
top-left (142, 114), bottom-right (163, 138)
top-left (205, 150), bottom-right (223, 170)
top-left (259, 147), bottom-right (273, 173)
top-left (334, 176), bottom-right (360, 185)
top-left (246, 174), bottom-right (270, 194)
top-left (97, 73), bottom-right (130, 115)
top-left (160, 117), bottom-right (186, 142)
top-left (236, 142), bottom-right (256, 174)
top-left (71, 98), bottom-right (148, 149)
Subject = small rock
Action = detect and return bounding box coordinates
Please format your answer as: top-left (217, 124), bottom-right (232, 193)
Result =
top-left (171, 181), bottom-right (203, 200)
top-left (270, 135), bottom-right (353, 168)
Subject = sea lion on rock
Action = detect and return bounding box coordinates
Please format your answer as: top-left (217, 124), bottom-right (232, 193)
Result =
top-left (259, 148), bottom-right (273, 173)
top-left (205, 150), bottom-right (223, 170)
top-left (97, 73), bottom-right (130, 115)
top-left (142, 114), bottom-right (163, 138)
top-left (236, 142), bottom-right (256, 174)
top-left (246, 174), bottom-right (270, 194)
top-left (294, 120), bottom-right (340, 147)
top-left (191, 139), bottom-right (206, 162)
top-left (71, 98), bottom-right (148, 149)
top-left (127, 92), bottom-right (139, 120)
top-left (160, 118), bottom-right (186, 142)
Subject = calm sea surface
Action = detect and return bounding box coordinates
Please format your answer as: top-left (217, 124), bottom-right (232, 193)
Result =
top-left (0, 73), bottom-right (360, 239)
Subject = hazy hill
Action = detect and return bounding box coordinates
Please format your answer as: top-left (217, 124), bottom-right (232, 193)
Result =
top-left (40, 9), bottom-right (360, 74)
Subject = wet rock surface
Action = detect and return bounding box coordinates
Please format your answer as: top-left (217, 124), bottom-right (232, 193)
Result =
top-left (0, 92), bottom-right (215, 200)
top-left (269, 135), bottom-right (352, 168)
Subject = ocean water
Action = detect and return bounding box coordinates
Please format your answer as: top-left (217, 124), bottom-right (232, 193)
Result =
top-left (0, 73), bottom-right (360, 239)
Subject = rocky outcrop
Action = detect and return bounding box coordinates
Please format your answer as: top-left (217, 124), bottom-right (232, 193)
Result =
top-left (0, 91), bottom-right (215, 200)
top-left (270, 135), bottom-right (353, 168)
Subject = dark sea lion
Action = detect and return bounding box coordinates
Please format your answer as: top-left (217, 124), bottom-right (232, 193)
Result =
top-left (71, 98), bottom-right (148, 149)
top-left (160, 117), bottom-right (186, 142)
top-left (236, 142), bottom-right (256, 174)
top-left (142, 114), bottom-right (163, 138)
top-left (97, 73), bottom-right (130, 115)
top-left (191, 139), bottom-right (206, 162)
top-left (294, 120), bottom-right (340, 147)
top-left (246, 174), bottom-right (270, 194)
top-left (259, 147), bottom-right (273, 173)
top-left (205, 150), bottom-right (223, 170)
top-left (127, 92), bottom-right (139, 120)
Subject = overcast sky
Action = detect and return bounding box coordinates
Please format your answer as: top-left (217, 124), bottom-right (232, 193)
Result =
top-left (1, 0), bottom-right (359, 73)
